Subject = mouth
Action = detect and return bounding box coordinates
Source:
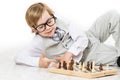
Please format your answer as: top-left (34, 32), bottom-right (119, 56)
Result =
top-left (45, 28), bottom-right (54, 34)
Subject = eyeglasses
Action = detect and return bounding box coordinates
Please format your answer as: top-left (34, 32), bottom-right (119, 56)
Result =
top-left (34, 16), bottom-right (56, 33)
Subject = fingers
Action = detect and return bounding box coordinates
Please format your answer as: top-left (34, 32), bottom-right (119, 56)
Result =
top-left (54, 56), bottom-right (62, 61)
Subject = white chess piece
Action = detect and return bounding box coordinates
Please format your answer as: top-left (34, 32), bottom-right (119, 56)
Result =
top-left (78, 62), bottom-right (82, 70)
top-left (92, 61), bottom-right (95, 72)
top-left (82, 63), bottom-right (85, 71)
top-left (73, 62), bottom-right (76, 71)
top-left (106, 64), bottom-right (109, 71)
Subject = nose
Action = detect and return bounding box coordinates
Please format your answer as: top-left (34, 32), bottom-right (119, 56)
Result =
top-left (45, 25), bottom-right (51, 31)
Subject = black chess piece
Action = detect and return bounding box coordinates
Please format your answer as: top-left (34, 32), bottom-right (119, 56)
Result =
top-left (68, 59), bottom-right (74, 70)
top-left (58, 61), bottom-right (61, 69)
top-left (87, 61), bottom-right (90, 71)
top-left (63, 61), bottom-right (67, 70)
top-left (117, 56), bottom-right (120, 67)
top-left (90, 61), bottom-right (93, 70)
top-left (99, 63), bottom-right (103, 71)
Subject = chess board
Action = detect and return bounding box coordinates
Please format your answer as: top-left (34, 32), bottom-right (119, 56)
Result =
top-left (48, 60), bottom-right (118, 78)
top-left (48, 67), bottom-right (117, 78)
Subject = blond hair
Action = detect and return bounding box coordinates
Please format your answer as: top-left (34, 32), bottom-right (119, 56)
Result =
top-left (25, 2), bottom-right (54, 29)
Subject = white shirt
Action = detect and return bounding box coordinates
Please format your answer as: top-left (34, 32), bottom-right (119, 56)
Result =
top-left (15, 18), bottom-right (88, 67)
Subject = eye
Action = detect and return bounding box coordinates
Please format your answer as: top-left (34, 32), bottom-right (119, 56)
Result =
top-left (37, 25), bottom-right (44, 29)
top-left (47, 20), bottom-right (52, 24)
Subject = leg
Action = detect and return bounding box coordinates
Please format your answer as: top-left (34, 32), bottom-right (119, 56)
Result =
top-left (83, 43), bottom-right (118, 65)
top-left (85, 10), bottom-right (120, 65)
top-left (87, 10), bottom-right (120, 45)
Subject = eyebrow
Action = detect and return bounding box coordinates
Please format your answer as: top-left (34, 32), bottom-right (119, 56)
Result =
top-left (37, 17), bottom-right (53, 26)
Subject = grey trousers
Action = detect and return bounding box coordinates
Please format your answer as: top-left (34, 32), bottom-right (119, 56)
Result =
top-left (83, 10), bottom-right (120, 65)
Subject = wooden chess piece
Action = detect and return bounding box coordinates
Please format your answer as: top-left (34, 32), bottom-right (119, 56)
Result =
top-left (68, 59), bottom-right (74, 70)
top-left (82, 63), bottom-right (85, 71)
top-left (90, 61), bottom-right (93, 70)
top-left (58, 61), bottom-right (61, 69)
top-left (63, 61), bottom-right (67, 70)
top-left (87, 61), bottom-right (90, 71)
top-left (91, 61), bottom-right (95, 72)
top-left (99, 63), bottom-right (103, 71)
top-left (106, 64), bottom-right (109, 71)
top-left (78, 62), bottom-right (82, 70)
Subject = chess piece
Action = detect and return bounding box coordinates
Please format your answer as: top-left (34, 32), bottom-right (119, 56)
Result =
top-left (58, 61), bottom-right (61, 69)
top-left (71, 59), bottom-right (74, 65)
top-left (106, 64), bottom-right (109, 71)
top-left (68, 59), bottom-right (74, 70)
top-left (99, 63), bottom-right (103, 71)
top-left (82, 63), bottom-right (85, 71)
top-left (91, 61), bottom-right (95, 72)
top-left (117, 56), bottom-right (120, 67)
top-left (63, 61), bottom-right (67, 70)
top-left (78, 62), bottom-right (82, 70)
top-left (87, 61), bottom-right (90, 71)
top-left (90, 61), bottom-right (93, 70)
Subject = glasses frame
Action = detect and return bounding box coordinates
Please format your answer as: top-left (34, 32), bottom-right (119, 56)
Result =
top-left (34, 16), bottom-right (56, 33)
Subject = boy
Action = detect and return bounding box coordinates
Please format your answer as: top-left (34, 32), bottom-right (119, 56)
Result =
top-left (15, 2), bottom-right (120, 68)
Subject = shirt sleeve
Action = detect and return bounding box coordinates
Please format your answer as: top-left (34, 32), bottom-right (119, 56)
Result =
top-left (14, 35), bottom-right (44, 67)
top-left (67, 22), bottom-right (88, 62)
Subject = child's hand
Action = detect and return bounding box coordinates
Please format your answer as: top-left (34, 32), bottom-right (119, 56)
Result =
top-left (55, 52), bottom-right (73, 64)
top-left (39, 52), bottom-right (56, 68)
top-left (63, 52), bottom-right (73, 63)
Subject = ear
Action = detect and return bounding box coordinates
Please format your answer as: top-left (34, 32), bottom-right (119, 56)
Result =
top-left (31, 27), bottom-right (37, 33)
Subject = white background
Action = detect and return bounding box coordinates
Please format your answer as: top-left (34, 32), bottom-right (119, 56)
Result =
top-left (0, 0), bottom-right (120, 49)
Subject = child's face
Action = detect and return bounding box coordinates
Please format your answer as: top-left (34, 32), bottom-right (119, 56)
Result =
top-left (36, 10), bottom-right (56, 37)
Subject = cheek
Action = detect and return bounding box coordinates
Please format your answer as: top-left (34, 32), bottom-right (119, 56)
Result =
top-left (53, 25), bottom-right (56, 31)
top-left (39, 32), bottom-right (46, 36)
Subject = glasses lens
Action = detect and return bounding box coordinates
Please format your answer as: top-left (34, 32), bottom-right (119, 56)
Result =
top-left (36, 25), bottom-right (45, 32)
top-left (47, 18), bottom-right (55, 26)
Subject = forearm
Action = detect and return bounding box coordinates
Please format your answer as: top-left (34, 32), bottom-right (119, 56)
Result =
top-left (15, 52), bottom-right (40, 67)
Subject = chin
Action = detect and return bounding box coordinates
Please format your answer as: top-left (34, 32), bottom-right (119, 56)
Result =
top-left (47, 32), bottom-right (54, 37)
